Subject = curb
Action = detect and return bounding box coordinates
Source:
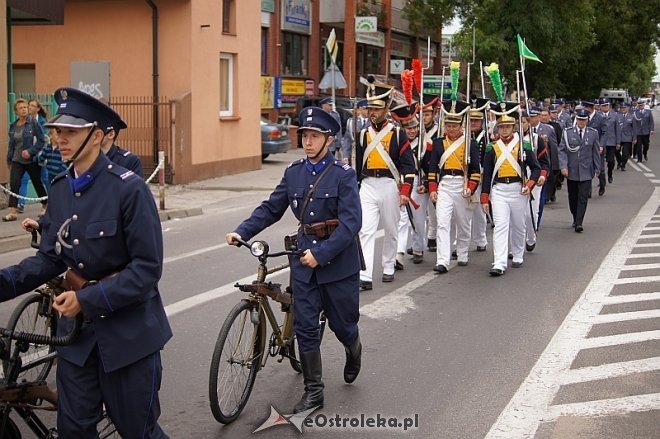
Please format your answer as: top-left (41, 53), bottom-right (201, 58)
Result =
top-left (158, 207), bottom-right (203, 222)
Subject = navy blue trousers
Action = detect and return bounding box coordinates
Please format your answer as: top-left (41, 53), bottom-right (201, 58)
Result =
top-left (56, 348), bottom-right (167, 438)
top-left (293, 271), bottom-right (360, 353)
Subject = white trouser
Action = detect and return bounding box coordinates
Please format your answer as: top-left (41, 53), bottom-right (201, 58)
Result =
top-left (435, 176), bottom-right (472, 267)
top-left (491, 182), bottom-right (528, 270)
top-left (410, 175), bottom-right (430, 253)
top-left (359, 177), bottom-right (401, 281)
top-left (397, 205), bottom-right (409, 253)
top-left (525, 184), bottom-right (542, 245)
top-left (426, 199), bottom-right (437, 240)
top-left (471, 182), bottom-right (488, 247)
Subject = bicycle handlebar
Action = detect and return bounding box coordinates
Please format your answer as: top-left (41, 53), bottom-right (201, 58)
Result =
top-left (0, 314), bottom-right (83, 347)
top-left (232, 238), bottom-right (302, 258)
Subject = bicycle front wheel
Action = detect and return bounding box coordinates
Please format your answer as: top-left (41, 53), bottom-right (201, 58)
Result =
top-left (209, 300), bottom-right (264, 424)
top-left (3, 292), bottom-right (58, 383)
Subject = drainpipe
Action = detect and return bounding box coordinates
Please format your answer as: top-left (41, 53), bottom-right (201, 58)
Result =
top-left (146, 0), bottom-right (159, 163)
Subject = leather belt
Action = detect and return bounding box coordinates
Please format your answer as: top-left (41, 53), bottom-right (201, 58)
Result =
top-left (440, 169), bottom-right (464, 177)
top-left (302, 219), bottom-right (340, 238)
top-left (362, 168), bottom-right (394, 179)
top-left (494, 176), bottom-right (522, 184)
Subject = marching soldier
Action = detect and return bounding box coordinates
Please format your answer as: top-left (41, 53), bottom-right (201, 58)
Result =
top-left (356, 78), bottom-right (415, 290)
top-left (420, 94), bottom-right (442, 253)
top-left (634, 100), bottom-right (655, 162)
top-left (0, 88), bottom-right (171, 437)
top-left (558, 108), bottom-right (601, 233)
top-left (598, 99), bottom-right (620, 185)
top-left (544, 105), bottom-right (564, 204)
top-left (469, 106), bottom-right (489, 252)
top-left (617, 102), bottom-right (637, 170)
top-left (227, 107), bottom-right (363, 413)
top-left (428, 100), bottom-right (481, 272)
top-left (521, 109), bottom-right (549, 250)
top-left (481, 107), bottom-right (541, 276)
top-left (556, 99), bottom-right (572, 129)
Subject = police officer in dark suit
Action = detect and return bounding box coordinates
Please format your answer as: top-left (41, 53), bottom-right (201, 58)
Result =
top-left (226, 107), bottom-right (362, 414)
top-left (101, 117), bottom-right (144, 177)
top-left (0, 88), bottom-right (171, 437)
top-left (558, 108), bottom-right (601, 233)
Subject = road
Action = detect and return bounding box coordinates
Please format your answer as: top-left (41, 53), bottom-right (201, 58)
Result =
top-left (0, 125), bottom-right (658, 438)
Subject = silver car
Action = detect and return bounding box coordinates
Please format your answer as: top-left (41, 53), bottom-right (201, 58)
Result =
top-left (260, 117), bottom-right (291, 160)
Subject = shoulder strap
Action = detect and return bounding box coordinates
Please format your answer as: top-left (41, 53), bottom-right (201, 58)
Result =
top-left (298, 163), bottom-right (335, 227)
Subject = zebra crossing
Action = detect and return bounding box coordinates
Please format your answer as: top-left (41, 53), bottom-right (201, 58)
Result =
top-left (485, 187), bottom-right (660, 438)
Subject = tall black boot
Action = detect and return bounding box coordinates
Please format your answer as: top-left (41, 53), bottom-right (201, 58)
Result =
top-left (293, 351), bottom-right (324, 413)
top-left (343, 334), bottom-right (362, 383)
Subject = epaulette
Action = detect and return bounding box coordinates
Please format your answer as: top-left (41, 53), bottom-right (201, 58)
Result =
top-left (51, 169), bottom-right (69, 185)
top-left (121, 150), bottom-right (132, 157)
top-left (485, 143), bottom-right (494, 153)
top-left (107, 164), bottom-right (139, 181)
top-left (287, 158), bottom-right (304, 168)
top-left (333, 160), bottom-right (352, 171)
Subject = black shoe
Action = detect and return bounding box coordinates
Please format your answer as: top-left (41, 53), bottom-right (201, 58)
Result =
top-left (489, 267), bottom-right (505, 276)
top-left (457, 260), bottom-right (468, 267)
top-left (406, 247), bottom-right (413, 255)
top-left (598, 187), bottom-right (605, 196)
top-left (412, 253), bottom-right (423, 264)
top-left (395, 260), bottom-right (404, 271)
top-left (644, 155), bottom-right (648, 161)
top-left (476, 245), bottom-right (487, 252)
top-left (359, 280), bottom-right (372, 291)
top-left (550, 195), bottom-right (556, 202)
top-left (508, 253), bottom-right (513, 260)
top-left (433, 264), bottom-right (448, 274)
top-left (621, 166), bottom-right (626, 171)
top-left (382, 273), bottom-right (395, 282)
top-left (575, 225), bottom-right (583, 233)
top-left (451, 250), bottom-right (458, 260)
top-left (608, 176), bottom-right (613, 184)
top-left (427, 239), bottom-right (437, 252)
top-left (571, 221), bottom-right (576, 227)
top-left (293, 351), bottom-right (324, 413)
top-left (526, 243), bottom-right (536, 252)
top-left (512, 261), bottom-right (523, 268)
top-left (343, 335), bottom-right (361, 384)
top-left (637, 159), bottom-right (642, 163)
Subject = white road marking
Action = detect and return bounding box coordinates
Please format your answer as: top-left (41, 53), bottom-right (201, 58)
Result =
top-left (164, 243), bottom-right (228, 264)
top-left (580, 330), bottom-right (660, 349)
top-left (613, 275), bottom-right (660, 284)
top-left (627, 252), bottom-right (660, 259)
top-left (638, 162), bottom-right (652, 172)
top-left (620, 262), bottom-right (660, 270)
top-left (642, 226), bottom-right (660, 231)
top-left (547, 393), bottom-right (660, 420)
top-left (632, 242), bottom-right (660, 248)
top-left (560, 357), bottom-right (660, 385)
top-left (628, 162), bottom-right (642, 172)
top-left (644, 172), bottom-right (656, 178)
top-left (601, 292), bottom-right (660, 304)
top-left (360, 272), bottom-right (435, 320)
top-left (592, 309), bottom-right (660, 323)
top-left (649, 179), bottom-right (660, 184)
top-left (485, 187), bottom-right (660, 439)
top-left (637, 234), bottom-right (660, 239)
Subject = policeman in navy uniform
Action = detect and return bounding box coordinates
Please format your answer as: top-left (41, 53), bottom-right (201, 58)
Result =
top-left (101, 115), bottom-right (144, 177)
top-left (558, 108), bottom-right (601, 233)
top-left (599, 99), bottom-right (620, 185)
top-left (634, 100), bottom-right (655, 161)
top-left (227, 107), bottom-right (362, 414)
top-left (0, 87), bottom-right (171, 437)
top-left (617, 102), bottom-right (637, 170)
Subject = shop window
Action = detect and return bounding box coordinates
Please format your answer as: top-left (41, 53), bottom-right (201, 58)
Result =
top-left (222, 0), bottom-right (236, 34)
top-left (282, 32), bottom-right (308, 76)
top-left (219, 53), bottom-right (234, 116)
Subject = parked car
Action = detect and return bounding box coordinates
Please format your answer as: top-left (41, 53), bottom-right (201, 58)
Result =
top-left (292, 96), bottom-right (356, 135)
top-left (260, 117), bottom-right (291, 160)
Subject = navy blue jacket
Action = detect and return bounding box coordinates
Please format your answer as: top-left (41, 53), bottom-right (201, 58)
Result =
top-left (235, 152), bottom-right (362, 285)
top-left (0, 153), bottom-right (171, 372)
top-left (106, 144), bottom-right (144, 178)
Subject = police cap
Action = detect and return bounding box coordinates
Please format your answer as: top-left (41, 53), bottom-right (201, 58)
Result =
top-left (575, 108), bottom-right (590, 119)
top-left (319, 97), bottom-right (333, 106)
top-left (45, 87), bottom-right (126, 132)
top-left (357, 99), bottom-right (368, 109)
top-left (298, 107), bottom-right (340, 136)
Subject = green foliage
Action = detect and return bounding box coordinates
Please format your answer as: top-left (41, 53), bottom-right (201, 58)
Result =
top-left (402, 0), bottom-right (462, 36)
top-left (449, 0), bottom-right (659, 98)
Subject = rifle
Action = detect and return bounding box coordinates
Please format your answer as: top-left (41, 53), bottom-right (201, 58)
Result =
top-left (516, 70), bottom-right (537, 233)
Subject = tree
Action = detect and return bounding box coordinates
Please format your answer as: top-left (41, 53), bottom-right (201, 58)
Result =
top-left (403, 0), bottom-right (463, 38)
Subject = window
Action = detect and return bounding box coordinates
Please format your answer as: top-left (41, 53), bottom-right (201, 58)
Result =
top-left (281, 32), bottom-right (308, 76)
top-left (261, 28), bottom-right (268, 75)
top-left (12, 64), bottom-right (35, 93)
top-left (222, 0), bottom-right (235, 34)
top-left (219, 53), bottom-right (234, 117)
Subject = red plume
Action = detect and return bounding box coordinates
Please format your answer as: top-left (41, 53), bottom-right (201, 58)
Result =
top-left (412, 59), bottom-right (423, 93)
top-left (401, 70), bottom-right (414, 105)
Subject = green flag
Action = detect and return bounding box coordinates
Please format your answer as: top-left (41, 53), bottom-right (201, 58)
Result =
top-left (517, 34), bottom-right (542, 63)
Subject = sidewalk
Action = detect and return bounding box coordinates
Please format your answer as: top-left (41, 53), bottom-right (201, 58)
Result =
top-left (0, 149), bottom-right (305, 254)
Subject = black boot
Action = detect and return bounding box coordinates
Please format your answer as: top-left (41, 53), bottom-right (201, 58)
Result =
top-left (343, 335), bottom-right (362, 383)
top-left (293, 351), bottom-right (324, 413)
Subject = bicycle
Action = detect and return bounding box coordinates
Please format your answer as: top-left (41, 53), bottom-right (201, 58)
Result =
top-left (208, 237), bottom-right (327, 424)
top-left (0, 231), bottom-right (118, 438)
